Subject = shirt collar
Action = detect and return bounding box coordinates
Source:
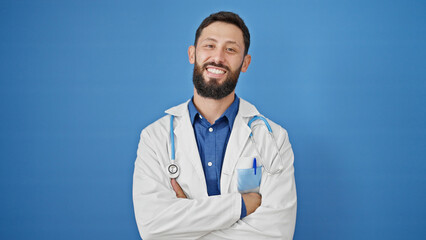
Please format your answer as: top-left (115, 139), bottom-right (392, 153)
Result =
top-left (188, 94), bottom-right (240, 129)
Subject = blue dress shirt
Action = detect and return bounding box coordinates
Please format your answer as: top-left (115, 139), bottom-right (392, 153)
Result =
top-left (188, 95), bottom-right (247, 219)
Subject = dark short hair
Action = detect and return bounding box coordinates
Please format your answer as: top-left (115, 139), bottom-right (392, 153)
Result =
top-left (194, 11), bottom-right (250, 55)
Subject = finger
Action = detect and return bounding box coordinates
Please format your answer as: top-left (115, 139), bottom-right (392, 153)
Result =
top-left (171, 179), bottom-right (186, 198)
top-left (171, 178), bottom-right (187, 198)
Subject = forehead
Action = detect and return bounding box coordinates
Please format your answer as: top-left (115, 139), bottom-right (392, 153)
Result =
top-left (197, 21), bottom-right (244, 45)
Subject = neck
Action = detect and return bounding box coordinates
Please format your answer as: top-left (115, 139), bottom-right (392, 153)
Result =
top-left (193, 88), bottom-right (235, 125)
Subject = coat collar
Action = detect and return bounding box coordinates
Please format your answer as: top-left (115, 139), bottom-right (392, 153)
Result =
top-left (164, 99), bottom-right (190, 116)
top-left (165, 98), bottom-right (259, 118)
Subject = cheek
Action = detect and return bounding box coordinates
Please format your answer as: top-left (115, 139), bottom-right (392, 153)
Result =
top-left (195, 52), bottom-right (209, 63)
top-left (230, 57), bottom-right (244, 70)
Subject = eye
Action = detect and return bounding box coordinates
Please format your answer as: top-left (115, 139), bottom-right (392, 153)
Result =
top-left (205, 44), bottom-right (214, 49)
top-left (226, 48), bottom-right (236, 52)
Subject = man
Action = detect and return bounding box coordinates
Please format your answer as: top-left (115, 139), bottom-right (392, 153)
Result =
top-left (133, 11), bottom-right (296, 239)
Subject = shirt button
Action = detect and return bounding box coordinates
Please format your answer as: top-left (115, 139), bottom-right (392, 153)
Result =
top-left (199, 115), bottom-right (202, 119)
top-left (208, 162), bottom-right (213, 167)
top-left (209, 127), bottom-right (213, 132)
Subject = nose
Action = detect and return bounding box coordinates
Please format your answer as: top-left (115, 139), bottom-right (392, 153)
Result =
top-left (211, 48), bottom-right (225, 64)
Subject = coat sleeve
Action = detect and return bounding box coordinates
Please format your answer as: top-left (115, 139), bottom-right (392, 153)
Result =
top-left (133, 129), bottom-right (241, 240)
top-left (200, 126), bottom-right (297, 240)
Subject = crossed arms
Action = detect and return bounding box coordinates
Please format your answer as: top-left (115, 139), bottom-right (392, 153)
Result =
top-left (133, 127), bottom-right (296, 239)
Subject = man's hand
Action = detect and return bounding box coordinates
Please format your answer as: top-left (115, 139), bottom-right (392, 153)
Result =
top-left (242, 192), bottom-right (262, 215)
top-left (171, 179), bottom-right (187, 198)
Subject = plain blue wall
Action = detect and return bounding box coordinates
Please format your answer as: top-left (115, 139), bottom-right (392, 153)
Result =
top-left (1, 0), bottom-right (425, 239)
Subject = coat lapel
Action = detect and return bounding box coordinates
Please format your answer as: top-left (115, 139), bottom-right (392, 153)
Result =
top-left (220, 98), bottom-right (259, 193)
top-left (168, 103), bottom-right (208, 195)
top-left (220, 114), bottom-right (251, 193)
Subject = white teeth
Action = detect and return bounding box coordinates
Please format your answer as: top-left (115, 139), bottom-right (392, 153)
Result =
top-left (207, 68), bottom-right (225, 74)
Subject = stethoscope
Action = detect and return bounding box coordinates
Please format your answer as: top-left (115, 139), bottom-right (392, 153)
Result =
top-left (167, 115), bottom-right (180, 178)
top-left (167, 115), bottom-right (285, 179)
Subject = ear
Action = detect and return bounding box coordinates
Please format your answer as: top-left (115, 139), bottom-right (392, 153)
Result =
top-left (188, 45), bottom-right (195, 64)
top-left (241, 54), bottom-right (251, 72)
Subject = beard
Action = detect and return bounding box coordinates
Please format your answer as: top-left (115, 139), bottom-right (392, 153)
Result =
top-left (192, 60), bottom-right (242, 100)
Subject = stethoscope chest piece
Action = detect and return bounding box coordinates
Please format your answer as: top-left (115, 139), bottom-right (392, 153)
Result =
top-left (167, 162), bottom-right (180, 178)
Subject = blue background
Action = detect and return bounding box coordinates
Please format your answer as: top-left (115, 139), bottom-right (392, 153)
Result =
top-left (1, 0), bottom-right (425, 239)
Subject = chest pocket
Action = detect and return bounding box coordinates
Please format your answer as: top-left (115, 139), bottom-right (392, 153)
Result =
top-left (237, 166), bottom-right (262, 193)
top-left (236, 156), bottom-right (262, 193)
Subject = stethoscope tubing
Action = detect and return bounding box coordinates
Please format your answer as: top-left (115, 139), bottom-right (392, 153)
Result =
top-left (168, 114), bottom-right (284, 178)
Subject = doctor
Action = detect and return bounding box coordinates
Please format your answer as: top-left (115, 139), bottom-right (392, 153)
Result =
top-left (133, 11), bottom-right (296, 239)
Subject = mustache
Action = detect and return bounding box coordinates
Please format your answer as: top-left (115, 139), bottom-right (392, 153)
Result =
top-left (202, 62), bottom-right (230, 72)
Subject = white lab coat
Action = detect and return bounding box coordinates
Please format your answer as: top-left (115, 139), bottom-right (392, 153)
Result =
top-left (133, 98), bottom-right (297, 240)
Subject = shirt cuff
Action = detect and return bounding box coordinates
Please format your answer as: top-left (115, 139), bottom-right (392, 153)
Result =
top-left (240, 196), bottom-right (247, 219)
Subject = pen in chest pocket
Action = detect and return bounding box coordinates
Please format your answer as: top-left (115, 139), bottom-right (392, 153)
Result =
top-left (253, 158), bottom-right (257, 175)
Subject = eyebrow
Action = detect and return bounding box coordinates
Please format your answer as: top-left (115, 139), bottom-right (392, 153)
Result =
top-left (201, 37), bottom-right (241, 47)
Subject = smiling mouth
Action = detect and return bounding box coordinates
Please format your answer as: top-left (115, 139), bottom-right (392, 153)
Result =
top-left (206, 66), bottom-right (227, 75)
